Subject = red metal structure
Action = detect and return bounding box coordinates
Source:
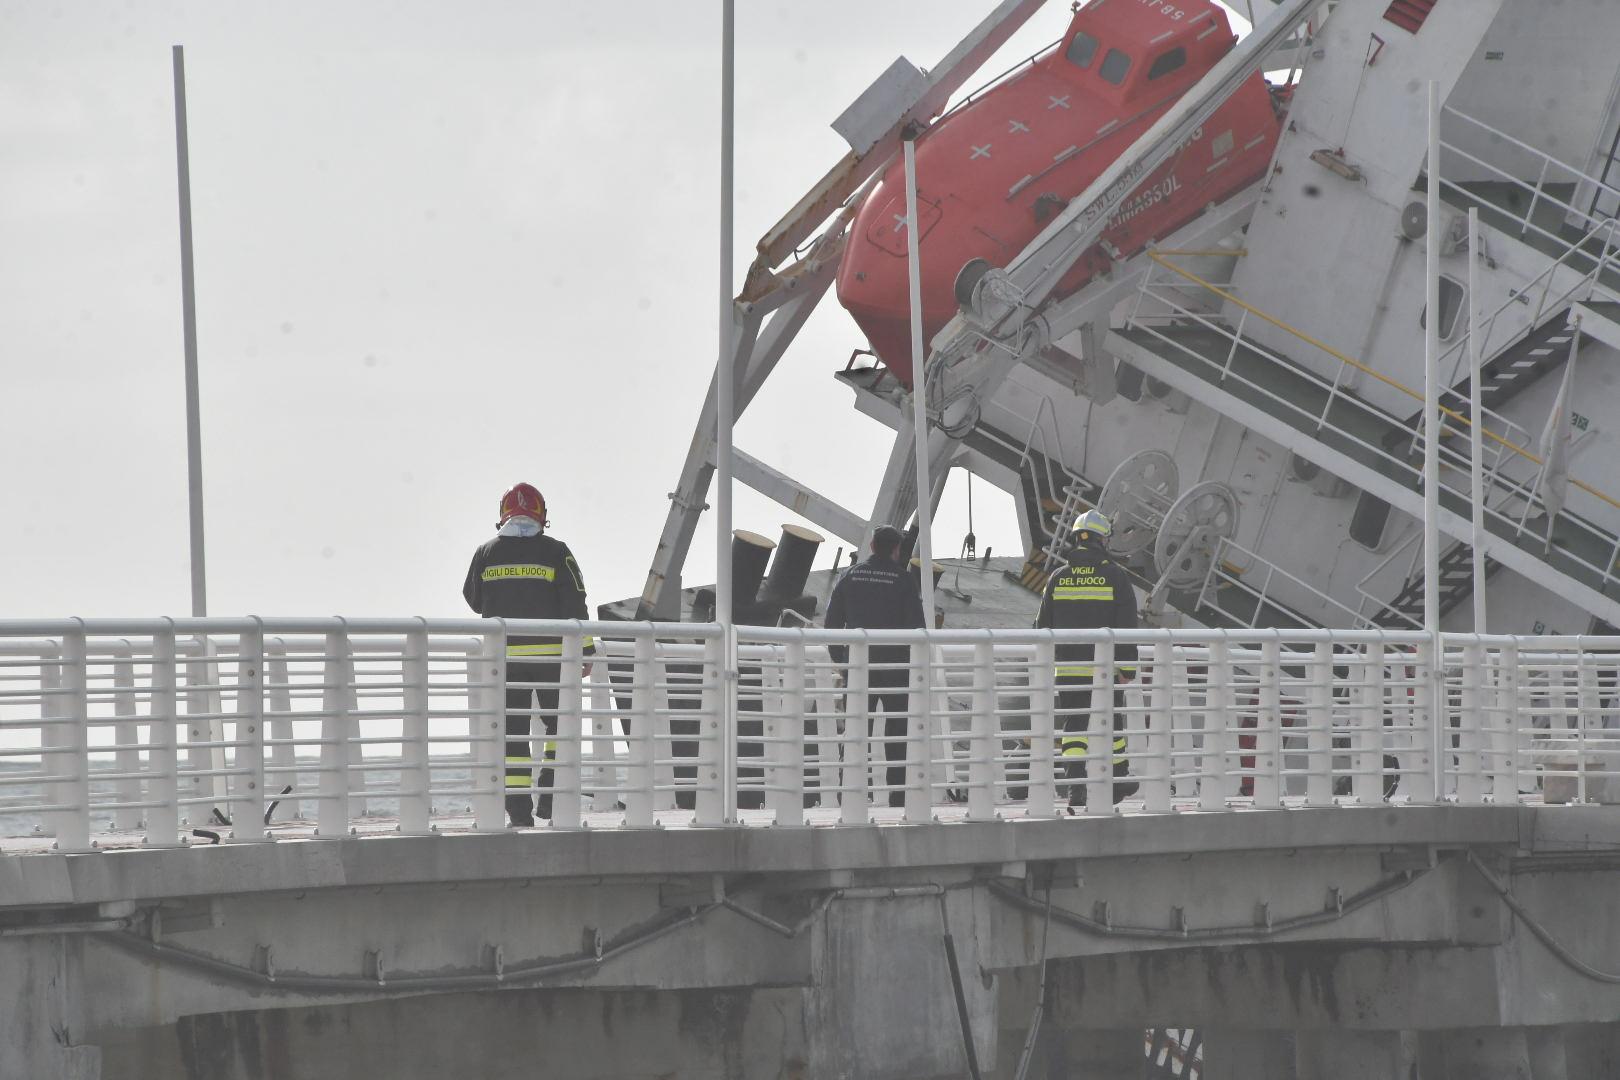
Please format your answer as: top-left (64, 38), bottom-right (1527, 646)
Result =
top-left (837, 0), bottom-right (1282, 385)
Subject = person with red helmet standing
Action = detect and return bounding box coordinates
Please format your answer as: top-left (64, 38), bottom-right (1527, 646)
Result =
top-left (463, 483), bottom-right (592, 827)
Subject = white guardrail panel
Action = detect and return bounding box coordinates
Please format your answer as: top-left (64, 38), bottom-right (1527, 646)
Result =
top-left (2, 620), bottom-right (1619, 848)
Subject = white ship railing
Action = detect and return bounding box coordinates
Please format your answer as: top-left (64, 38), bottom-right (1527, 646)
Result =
top-left (3, 619), bottom-right (1619, 851)
top-left (1440, 104), bottom-right (1620, 251)
top-left (1128, 255), bottom-right (1620, 598)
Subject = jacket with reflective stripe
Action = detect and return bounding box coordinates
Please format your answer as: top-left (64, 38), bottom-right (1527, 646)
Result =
top-left (1034, 543), bottom-right (1139, 673)
top-left (463, 532), bottom-right (593, 658)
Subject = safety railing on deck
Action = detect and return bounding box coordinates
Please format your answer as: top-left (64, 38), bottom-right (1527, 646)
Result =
top-left (1129, 254), bottom-right (1620, 598)
top-left (3, 619), bottom-right (1620, 851)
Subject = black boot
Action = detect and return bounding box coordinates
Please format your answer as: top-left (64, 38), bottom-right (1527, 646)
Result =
top-left (506, 796), bottom-right (535, 828)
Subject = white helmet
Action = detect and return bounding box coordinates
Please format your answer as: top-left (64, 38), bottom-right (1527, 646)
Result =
top-left (1071, 508), bottom-right (1111, 539)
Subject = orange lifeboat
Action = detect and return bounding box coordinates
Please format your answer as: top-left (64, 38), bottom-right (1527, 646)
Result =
top-left (837, 0), bottom-right (1282, 386)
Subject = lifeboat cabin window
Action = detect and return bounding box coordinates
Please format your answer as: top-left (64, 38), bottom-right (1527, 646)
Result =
top-left (1066, 31), bottom-right (1100, 69)
top-left (1099, 48), bottom-right (1132, 86)
top-left (1147, 47), bottom-right (1186, 81)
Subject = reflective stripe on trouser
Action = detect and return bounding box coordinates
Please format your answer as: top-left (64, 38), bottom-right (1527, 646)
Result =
top-left (507, 636), bottom-right (594, 658)
top-left (506, 661), bottom-right (560, 820)
top-left (1061, 735), bottom-right (1128, 766)
top-left (1056, 680), bottom-right (1129, 768)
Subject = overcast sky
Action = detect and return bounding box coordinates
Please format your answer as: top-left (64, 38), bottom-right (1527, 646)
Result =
top-left (0, 0), bottom-right (1249, 620)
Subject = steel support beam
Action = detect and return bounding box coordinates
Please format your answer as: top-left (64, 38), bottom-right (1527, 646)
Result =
top-left (731, 449), bottom-right (866, 547)
top-left (637, 256), bottom-right (837, 618)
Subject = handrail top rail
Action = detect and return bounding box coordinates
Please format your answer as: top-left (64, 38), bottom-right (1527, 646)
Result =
top-left (2, 616), bottom-right (1619, 651)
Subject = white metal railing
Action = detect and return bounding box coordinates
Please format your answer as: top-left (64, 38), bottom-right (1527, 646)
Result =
top-left (1441, 104), bottom-right (1620, 255)
top-left (1195, 535), bottom-right (1405, 631)
top-left (4, 619), bottom-right (1620, 850)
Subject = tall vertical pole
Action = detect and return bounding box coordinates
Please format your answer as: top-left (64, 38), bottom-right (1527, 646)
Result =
top-left (1424, 82), bottom-right (1446, 794)
top-left (173, 45), bottom-right (207, 617)
top-left (1423, 81), bottom-right (1441, 632)
top-left (1467, 207), bottom-right (1488, 633)
top-left (714, 0), bottom-right (737, 820)
top-left (903, 137), bottom-right (936, 624)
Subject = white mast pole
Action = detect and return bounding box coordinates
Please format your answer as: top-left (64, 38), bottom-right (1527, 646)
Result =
top-left (1423, 81), bottom-right (1441, 632)
top-left (1467, 207), bottom-right (1487, 632)
top-left (173, 45), bottom-right (207, 617)
top-left (904, 136), bottom-right (936, 624)
top-left (715, 0), bottom-right (737, 819)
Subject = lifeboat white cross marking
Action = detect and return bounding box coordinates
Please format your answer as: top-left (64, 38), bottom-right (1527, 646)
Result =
top-left (1008, 119), bottom-right (1030, 134)
top-left (971, 143), bottom-right (992, 160)
top-left (1048, 95), bottom-right (1071, 110)
top-left (892, 213), bottom-right (909, 233)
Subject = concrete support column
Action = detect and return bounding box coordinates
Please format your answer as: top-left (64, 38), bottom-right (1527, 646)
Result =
top-left (1056, 1028), bottom-right (1144, 1080)
top-left (1436, 1027), bottom-right (1532, 1079)
top-left (1295, 1030), bottom-right (1414, 1080)
top-left (1527, 1026), bottom-right (1568, 1080)
top-left (1201, 1028), bottom-right (1295, 1080)
top-left (1, 938), bottom-right (100, 1080)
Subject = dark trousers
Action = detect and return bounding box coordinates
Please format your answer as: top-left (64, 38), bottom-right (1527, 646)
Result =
top-left (1057, 677), bottom-right (1130, 803)
top-left (869, 691), bottom-right (908, 808)
top-left (506, 660), bottom-right (558, 824)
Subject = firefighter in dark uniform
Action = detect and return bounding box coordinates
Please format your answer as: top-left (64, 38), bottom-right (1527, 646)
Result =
top-left (825, 525), bottom-right (927, 808)
top-left (1035, 508), bottom-right (1140, 810)
top-left (463, 483), bottom-right (593, 827)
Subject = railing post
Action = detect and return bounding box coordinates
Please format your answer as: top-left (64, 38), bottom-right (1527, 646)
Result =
top-left (624, 633), bottom-right (657, 828)
top-left (232, 619), bottom-right (268, 842)
top-left (968, 640), bottom-right (997, 821)
top-left (470, 628), bottom-right (507, 832)
top-left (399, 621), bottom-right (432, 835)
top-left (1409, 637), bottom-right (1439, 804)
top-left (769, 638), bottom-right (807, 827)
top-left (1201, 639), bottom-right (1230, 811)
top-left (1578, 641), bottom-right (1600, 803)
top-left (652, 638), bottom-right (677, 814)
top-left (1524, 157), bottom-right (1550, 238)
top-left (1455, 640), bottom-right (1485, 804)
top-left (317, 625), bottom-right (357, 837)
top-left (147, 624), bottom-right (182, 846)
top-left (264, 640), bottom-right (297, 820)
top-left (1488, 640), bottom-right (1519, 802)
top-left (694, 633), bottom-right (725, 825)
top-left (1085, 639), bottom-right (1116, 817)
top-left (842, 638), bottom-right (871, 825)
top-left (1304, 642), bottom-right (1334, 807)
top-left (1353, 641), bottom-right (1387, 805)
top-left (1254, 637), bottom-right (1282, 809)
top-left (183, 634), bottom-right (228, 818)
top-left (1142, 643), bottom-right (1174, 813)
top-left (905, 639), bottom-right (932, 822)
top-left (551, 626), bottom-right (585, 829)
top-left (587, 647), bottom-right (617, 814)
top-left (1028, 639), bottom-right (1058, 815)
top-left (111, 642), bottom-right (142, 832)
top-left (47, 625), bottom-right (91, 852)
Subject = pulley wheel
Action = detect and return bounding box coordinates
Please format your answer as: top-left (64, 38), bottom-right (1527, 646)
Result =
top-left (1097, 449), bottom-right (1179, 556)
top-left (1153, 481), bottom-right (1240, 590)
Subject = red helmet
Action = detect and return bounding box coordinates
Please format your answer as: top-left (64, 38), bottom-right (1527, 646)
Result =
top-left (498, 483), bottom-right (547, 527)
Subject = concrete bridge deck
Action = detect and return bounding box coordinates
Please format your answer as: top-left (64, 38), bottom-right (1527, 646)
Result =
top-left (7, 801), bottom-right (1620, 1079)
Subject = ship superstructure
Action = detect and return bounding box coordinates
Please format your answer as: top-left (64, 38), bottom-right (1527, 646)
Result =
top-left (633, 0), bottom-right (1620, 642)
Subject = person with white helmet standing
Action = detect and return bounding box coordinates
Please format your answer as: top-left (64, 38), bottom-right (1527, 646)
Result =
top-left (1035, 508), bottom-right (1140, 810)
top-left (463, 483), bottom-right (592, 827)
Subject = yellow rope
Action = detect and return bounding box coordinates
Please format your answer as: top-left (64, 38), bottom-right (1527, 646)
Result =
top-left (1144, 251), bottom-right (1620, 514)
